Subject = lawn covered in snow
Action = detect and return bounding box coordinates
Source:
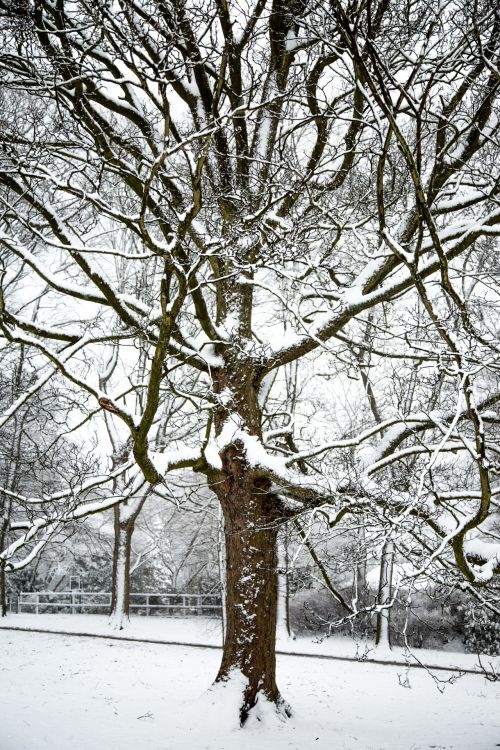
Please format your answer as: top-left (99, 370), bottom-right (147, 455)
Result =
top-left (0, 612), bottom-right (496, 672)
top-left (1, 619), bottom-right (499, 749)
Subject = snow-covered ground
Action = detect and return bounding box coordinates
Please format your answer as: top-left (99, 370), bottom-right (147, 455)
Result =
top-left (1, 612), bottom-right (496, 672)
top-left (1, 616), bottom-right (499, 749)
top-left (0, 612), bottom-right (225, 646)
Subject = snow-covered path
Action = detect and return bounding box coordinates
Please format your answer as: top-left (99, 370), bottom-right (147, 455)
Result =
top-left (1, 624), bottom-right (499, 750)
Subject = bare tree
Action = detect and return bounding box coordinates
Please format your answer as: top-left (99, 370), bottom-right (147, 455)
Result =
top-left (1, 0), bottom-right (500, 723)
top-left (0, 346), bottom-right (27, 614)
top-left (100, 344), bottom-right (202, 629)
top-left (0, 341), bottom-right (84, 613)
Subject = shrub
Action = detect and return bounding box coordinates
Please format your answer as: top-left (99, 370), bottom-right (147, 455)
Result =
top-left (463, 604), bottom-right (500, 656)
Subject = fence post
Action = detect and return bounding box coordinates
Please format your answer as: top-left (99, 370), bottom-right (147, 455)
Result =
top-left (146, 594), bottom-right (150, 615)
top-left (71, 591), bottom-right (76, 615)
top-left (35, 593), bottom-right (39, 616)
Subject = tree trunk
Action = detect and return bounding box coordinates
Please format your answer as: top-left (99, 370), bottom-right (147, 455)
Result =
top-left (217, 502), bottom-right (227, 643)
top-left (375, 540), bottom-right (395, 649)
top-left (356, 524), bottom-right (368, 609)
top-left (0, 565), bottom-right (6, 617)
top-left (213, 447), bottom-right (289, 724)
top-left (0, 496), bottom-right (12, 617)
top-left (109, 507), bottom-right (134, 630)
top-left (277, 531), bottom-right (295, 640)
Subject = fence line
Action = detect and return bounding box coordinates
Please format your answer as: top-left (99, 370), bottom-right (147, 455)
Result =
top-left (9, 591), bottom-right (222, 618)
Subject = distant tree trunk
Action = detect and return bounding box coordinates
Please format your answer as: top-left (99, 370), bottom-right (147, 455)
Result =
top-left (0, 348), bottom-right (26, 618)
top-left (277, 530), bottom-right (294, 640)
top-left (217, 502), bottom-right (226, 642)
top-left (351, 523), bottom-right (370, 635)
top-left (356, 525), bottom-right (368, 608)
top-left (0, 499), bottom-right (10, 616)
top-left (0, 468), bottom-right (16, 617)
top-left (109, 507), bottom-right (135, 630)
top-left (354, 561), bottom-right (367, 610)
top-left (0, 565), bottom-right (7, 617)
top-left (358, 348), bottom-right (395, 648)
top-left (375, 540), bottom-right (395, 649)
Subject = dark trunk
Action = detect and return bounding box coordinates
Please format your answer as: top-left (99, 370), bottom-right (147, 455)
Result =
top-left (0, 565), bottom-right (6, 617)
top-left (0, 510), bottom-right (10, 617)
top-left (213, 446), bottom-right (288, 724)
top-left (208, 324), bottom-right (290, 722)
top-left (0, 490), bottom-right (13, 618)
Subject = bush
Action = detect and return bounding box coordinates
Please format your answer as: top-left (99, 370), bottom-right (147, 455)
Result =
top-left (463, 604), bottom-right (500, 656)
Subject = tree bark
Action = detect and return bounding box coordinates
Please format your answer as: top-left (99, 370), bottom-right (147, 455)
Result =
top-left (0, 565), bottom-right (6, 617)
top-left (277, 531), bottom-right (294, 640)
top-left (212, 446), bottom-right (289, 724)
top-left (217, 502), bottom-right (227, 643)
top-left (0, 501), bottom-right (9, 617)
top-left (0, 488), bottom-right (14, 618)
top-left (109, 507), bottom-right (134, 630)
top-left (375, 540), bottom-right (395, 649)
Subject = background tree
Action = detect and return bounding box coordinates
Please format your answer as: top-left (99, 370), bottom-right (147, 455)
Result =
top-left (0, 340), bottom-right (88, 614)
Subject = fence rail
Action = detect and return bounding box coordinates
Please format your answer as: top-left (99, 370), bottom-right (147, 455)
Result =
top-left (9, 591), bottom-right (222, 618)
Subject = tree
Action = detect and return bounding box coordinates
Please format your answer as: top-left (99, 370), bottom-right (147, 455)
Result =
top-left (100, 344), bottom-right (203, 629)
top-left (1, 0), bottom-right (500, 723)
top-left (0, 341), bottom-right (86, 613)
top-left (0, 345), bottom-right (29, 615)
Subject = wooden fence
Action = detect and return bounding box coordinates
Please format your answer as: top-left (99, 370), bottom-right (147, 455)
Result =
top-left (8, 591), bottom-right (222, 617)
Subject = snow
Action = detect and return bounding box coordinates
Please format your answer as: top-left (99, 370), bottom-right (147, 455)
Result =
top-left (464, 539), bottom-right (500, 582)
top-left (1, 611), bottom-right (498, 662)
top-left (0, 618), bottom-right (499, 750)
top-left (204, 414), bottom-right (300, 479)
top-left (149, 446), bottom-right (201, 475)
top-left (2, 613), bottom-right (498, 672)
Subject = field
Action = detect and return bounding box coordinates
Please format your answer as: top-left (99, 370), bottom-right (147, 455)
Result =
top-left (1, 616), bottom-right (499, 750)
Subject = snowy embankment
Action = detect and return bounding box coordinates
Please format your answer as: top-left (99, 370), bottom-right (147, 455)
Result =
top-left (1, 626), bottom-right (499, 750)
